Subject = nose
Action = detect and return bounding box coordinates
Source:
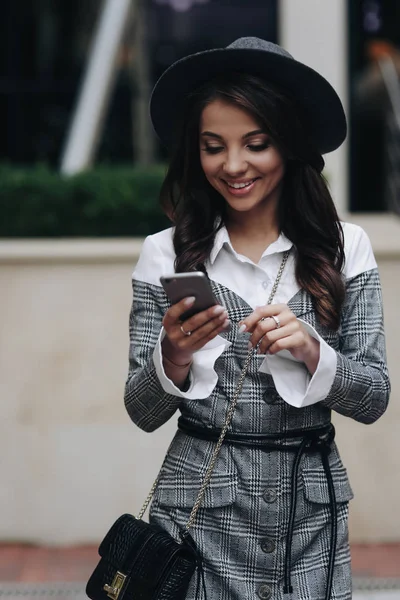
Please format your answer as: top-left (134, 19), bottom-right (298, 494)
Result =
top-left (223, 150), bottom-right (247, 176)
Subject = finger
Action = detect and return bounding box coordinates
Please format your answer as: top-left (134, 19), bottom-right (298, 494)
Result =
top-left (248, 309), bottom-right (294, 348)
top-left (162, 296), bottom-right (196, 329)
top-left (164, 307), bottom-right (229, 352)
top-left (239, 304), bottom-right (290, 335)
top-left (185, 308), bottom-right (230, 340)
top-left (180, 304), bottom-right (228, 334)
top-left (266, 331), bottom-right (306, 355)
top-left (257, 321), bottom-right (300, 354)
top-left (166, 314), bottom-right (230, 353)
top-left (189, 318), bottom-right (231, 352)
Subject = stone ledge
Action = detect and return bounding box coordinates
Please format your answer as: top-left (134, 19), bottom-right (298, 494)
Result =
top-left (0, 238), bottom-right (144, 264)
top-left (0, 214), bottom-right (400, 264)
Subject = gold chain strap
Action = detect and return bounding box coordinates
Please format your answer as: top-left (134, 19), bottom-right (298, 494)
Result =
top-left (137, 249), bottom-right (291, 525)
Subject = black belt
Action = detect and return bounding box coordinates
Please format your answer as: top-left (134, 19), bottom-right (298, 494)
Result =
top-left (178, 417), bottom-right (337, 600)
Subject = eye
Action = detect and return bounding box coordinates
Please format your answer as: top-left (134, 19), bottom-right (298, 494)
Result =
top-left (247, 143), bottom-right (270, 152)
top-left (202, 146), bottom-right (224, 155)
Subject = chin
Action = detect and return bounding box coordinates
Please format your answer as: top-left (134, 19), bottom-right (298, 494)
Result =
top-left (225, 197), bottom-right (263, 211)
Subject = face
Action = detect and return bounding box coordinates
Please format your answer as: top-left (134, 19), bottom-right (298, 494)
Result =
top-left (199, 98), bottom-right (285, 218)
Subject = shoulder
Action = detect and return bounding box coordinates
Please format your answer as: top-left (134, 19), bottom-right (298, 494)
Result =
top-left (341, 222), bottom-right (377, 280)
top-left (139, 227), bottom-right (175, 257)
top-left (132, 227), bottom-right (176, 285)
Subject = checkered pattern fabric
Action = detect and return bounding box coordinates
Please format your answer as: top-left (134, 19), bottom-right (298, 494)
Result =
top-left (124, 267), bottom-right (389, 599)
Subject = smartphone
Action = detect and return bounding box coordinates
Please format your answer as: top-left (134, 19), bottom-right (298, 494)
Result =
top-left (160, 271), bottom-right (219, 321)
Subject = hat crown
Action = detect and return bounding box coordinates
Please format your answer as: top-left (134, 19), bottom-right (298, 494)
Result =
top-left (227, 37), bottom-right (294, 60)
top-left (150, 36), bottom-right (346, 154)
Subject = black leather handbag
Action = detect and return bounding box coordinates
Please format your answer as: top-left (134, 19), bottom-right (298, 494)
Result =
top-left (86, 252), bottom-right (289, 600)
top-left (86, 514), bottom-right (199, 600)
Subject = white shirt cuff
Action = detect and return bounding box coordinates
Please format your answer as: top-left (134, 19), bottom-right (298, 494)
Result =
top-left (258, 319), bottom-right (337, 408)
top-left (153, 329), bottom-right (231, 399)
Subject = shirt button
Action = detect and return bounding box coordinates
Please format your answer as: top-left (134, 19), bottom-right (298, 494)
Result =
top-left (257, 583), bottom-right (272, 600)
top-left (262, 489), bottom-right (277, 503)
top-left (261, 280), bottom-right (269, 290)
top-left (260, 538), bottom-right (276, 553)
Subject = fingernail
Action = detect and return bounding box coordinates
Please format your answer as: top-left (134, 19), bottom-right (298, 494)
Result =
top-left (238, 324), bottom-right (247, 334)
top-left (184, 296), bottom-right (196, 306)
top-left (222, 319), bottom-right (230, 328)
top-left (248, 341), bottom-right (253, 350)
top-left (213, 305), bottom-right (225, 316)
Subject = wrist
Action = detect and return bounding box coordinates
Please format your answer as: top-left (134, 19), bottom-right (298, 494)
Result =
top-left (163, 354), bottom-right (192, 369)
top-left (301, 335), bottom-right (320, 374)
top-left (162, 338), bottom-right (193, 367)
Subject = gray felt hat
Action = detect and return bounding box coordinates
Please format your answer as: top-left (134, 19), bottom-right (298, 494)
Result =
top-left (150, 37), bottom-right (347, 155)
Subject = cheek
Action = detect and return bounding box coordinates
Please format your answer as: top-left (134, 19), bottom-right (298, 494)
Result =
top-left (259, 152), bottom-right (285, 180)
top-left (273, 161), bottom-right (285, 182)
top-left (200, 154), bottom-right (219, 179)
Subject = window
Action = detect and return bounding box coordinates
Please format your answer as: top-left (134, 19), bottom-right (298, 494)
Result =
top-left (348, 0), bottom-right (400, 213)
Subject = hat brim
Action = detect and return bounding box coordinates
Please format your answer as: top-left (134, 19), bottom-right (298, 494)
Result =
top-left (150, 47), bottom-right (347, 155)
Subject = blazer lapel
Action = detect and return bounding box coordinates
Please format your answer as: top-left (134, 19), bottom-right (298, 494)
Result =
top-left (209, 279), bottom-right (253, 319)
top-left (210, 279), bottom-right (315, 320)
top-left (287, 288), bottom-right (315, 318)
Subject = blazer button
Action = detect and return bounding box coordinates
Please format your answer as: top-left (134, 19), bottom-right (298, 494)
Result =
top-left (262, 489), bottom-right (277, 503)
top-left (257, 583), bottom-right (272, 600)
top-left (260, 538), bottom-right (276, 553)
top-left (263, 388), bottom-right (279, 404)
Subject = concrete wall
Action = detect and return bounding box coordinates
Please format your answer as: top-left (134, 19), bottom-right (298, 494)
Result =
top-left (0, 220), bottom-right (399, 545)
top-left (0, 240), bottom-right (175, 545)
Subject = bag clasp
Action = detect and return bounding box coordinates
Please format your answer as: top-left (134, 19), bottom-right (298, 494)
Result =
top-left (103, 571), bottom-right (127, 600)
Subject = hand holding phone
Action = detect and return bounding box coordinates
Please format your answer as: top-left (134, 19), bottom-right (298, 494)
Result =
top-left (160, 271), bottom-right (231, 361)
top-left (160, 272), bottom-right (219, 321)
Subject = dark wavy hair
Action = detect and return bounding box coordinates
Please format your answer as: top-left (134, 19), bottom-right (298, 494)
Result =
top-left (160, 73), bottom-right (345, 330)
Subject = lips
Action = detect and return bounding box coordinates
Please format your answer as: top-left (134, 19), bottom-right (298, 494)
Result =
top-left (225, 178), bottom-right (257, 189)
top-left (222, 177), bottom-right (260, 196)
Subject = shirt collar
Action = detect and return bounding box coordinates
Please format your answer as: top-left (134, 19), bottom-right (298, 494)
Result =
top-left (209, 225), bottom-right (293, 265)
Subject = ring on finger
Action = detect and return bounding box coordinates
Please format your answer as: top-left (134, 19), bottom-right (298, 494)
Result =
top-left (180, 324), bottom-right (192, 336)
top-left (271, 315), bottom-right (281, 329)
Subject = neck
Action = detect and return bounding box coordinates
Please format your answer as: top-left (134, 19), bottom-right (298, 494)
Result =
top-left (226, 202), bottom-right (279, 243)
top-left (225, 206), bottom-right (280, 263)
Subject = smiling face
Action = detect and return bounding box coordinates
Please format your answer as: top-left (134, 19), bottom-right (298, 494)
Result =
top-left (199, 98), bottom-right (285, 220)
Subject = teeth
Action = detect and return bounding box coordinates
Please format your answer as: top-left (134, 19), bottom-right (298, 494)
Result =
top-left (227, 180), bottom-right (254, 189)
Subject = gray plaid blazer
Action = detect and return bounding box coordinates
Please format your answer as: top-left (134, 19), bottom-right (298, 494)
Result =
top-left (124, 260), bottom-right (390, 599)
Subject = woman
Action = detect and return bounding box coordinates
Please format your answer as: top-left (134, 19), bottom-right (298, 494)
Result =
top-left (124, 38), bottom-right (390, 600)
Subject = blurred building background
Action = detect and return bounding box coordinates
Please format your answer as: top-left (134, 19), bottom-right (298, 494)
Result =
top-left (0, 0), bottom-right (400, 592)
top-left (0, 0), bottom-right (277, 168)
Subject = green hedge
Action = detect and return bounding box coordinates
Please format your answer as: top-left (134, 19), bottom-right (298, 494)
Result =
top-left (0, 164), bottom-right (171, 237)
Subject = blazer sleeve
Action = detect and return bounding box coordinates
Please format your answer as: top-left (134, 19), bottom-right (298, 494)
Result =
top-left (124, 276), bottom-right (184, 432)
top-left (321, 266), bottom-right (390, 423)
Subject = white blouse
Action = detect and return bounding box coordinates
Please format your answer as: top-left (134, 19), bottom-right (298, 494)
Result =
top-left (132, 222), bottom-right (377, 409)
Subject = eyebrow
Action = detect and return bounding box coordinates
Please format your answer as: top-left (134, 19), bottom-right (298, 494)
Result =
top-left (200, 129), bottom-right (267, 140)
